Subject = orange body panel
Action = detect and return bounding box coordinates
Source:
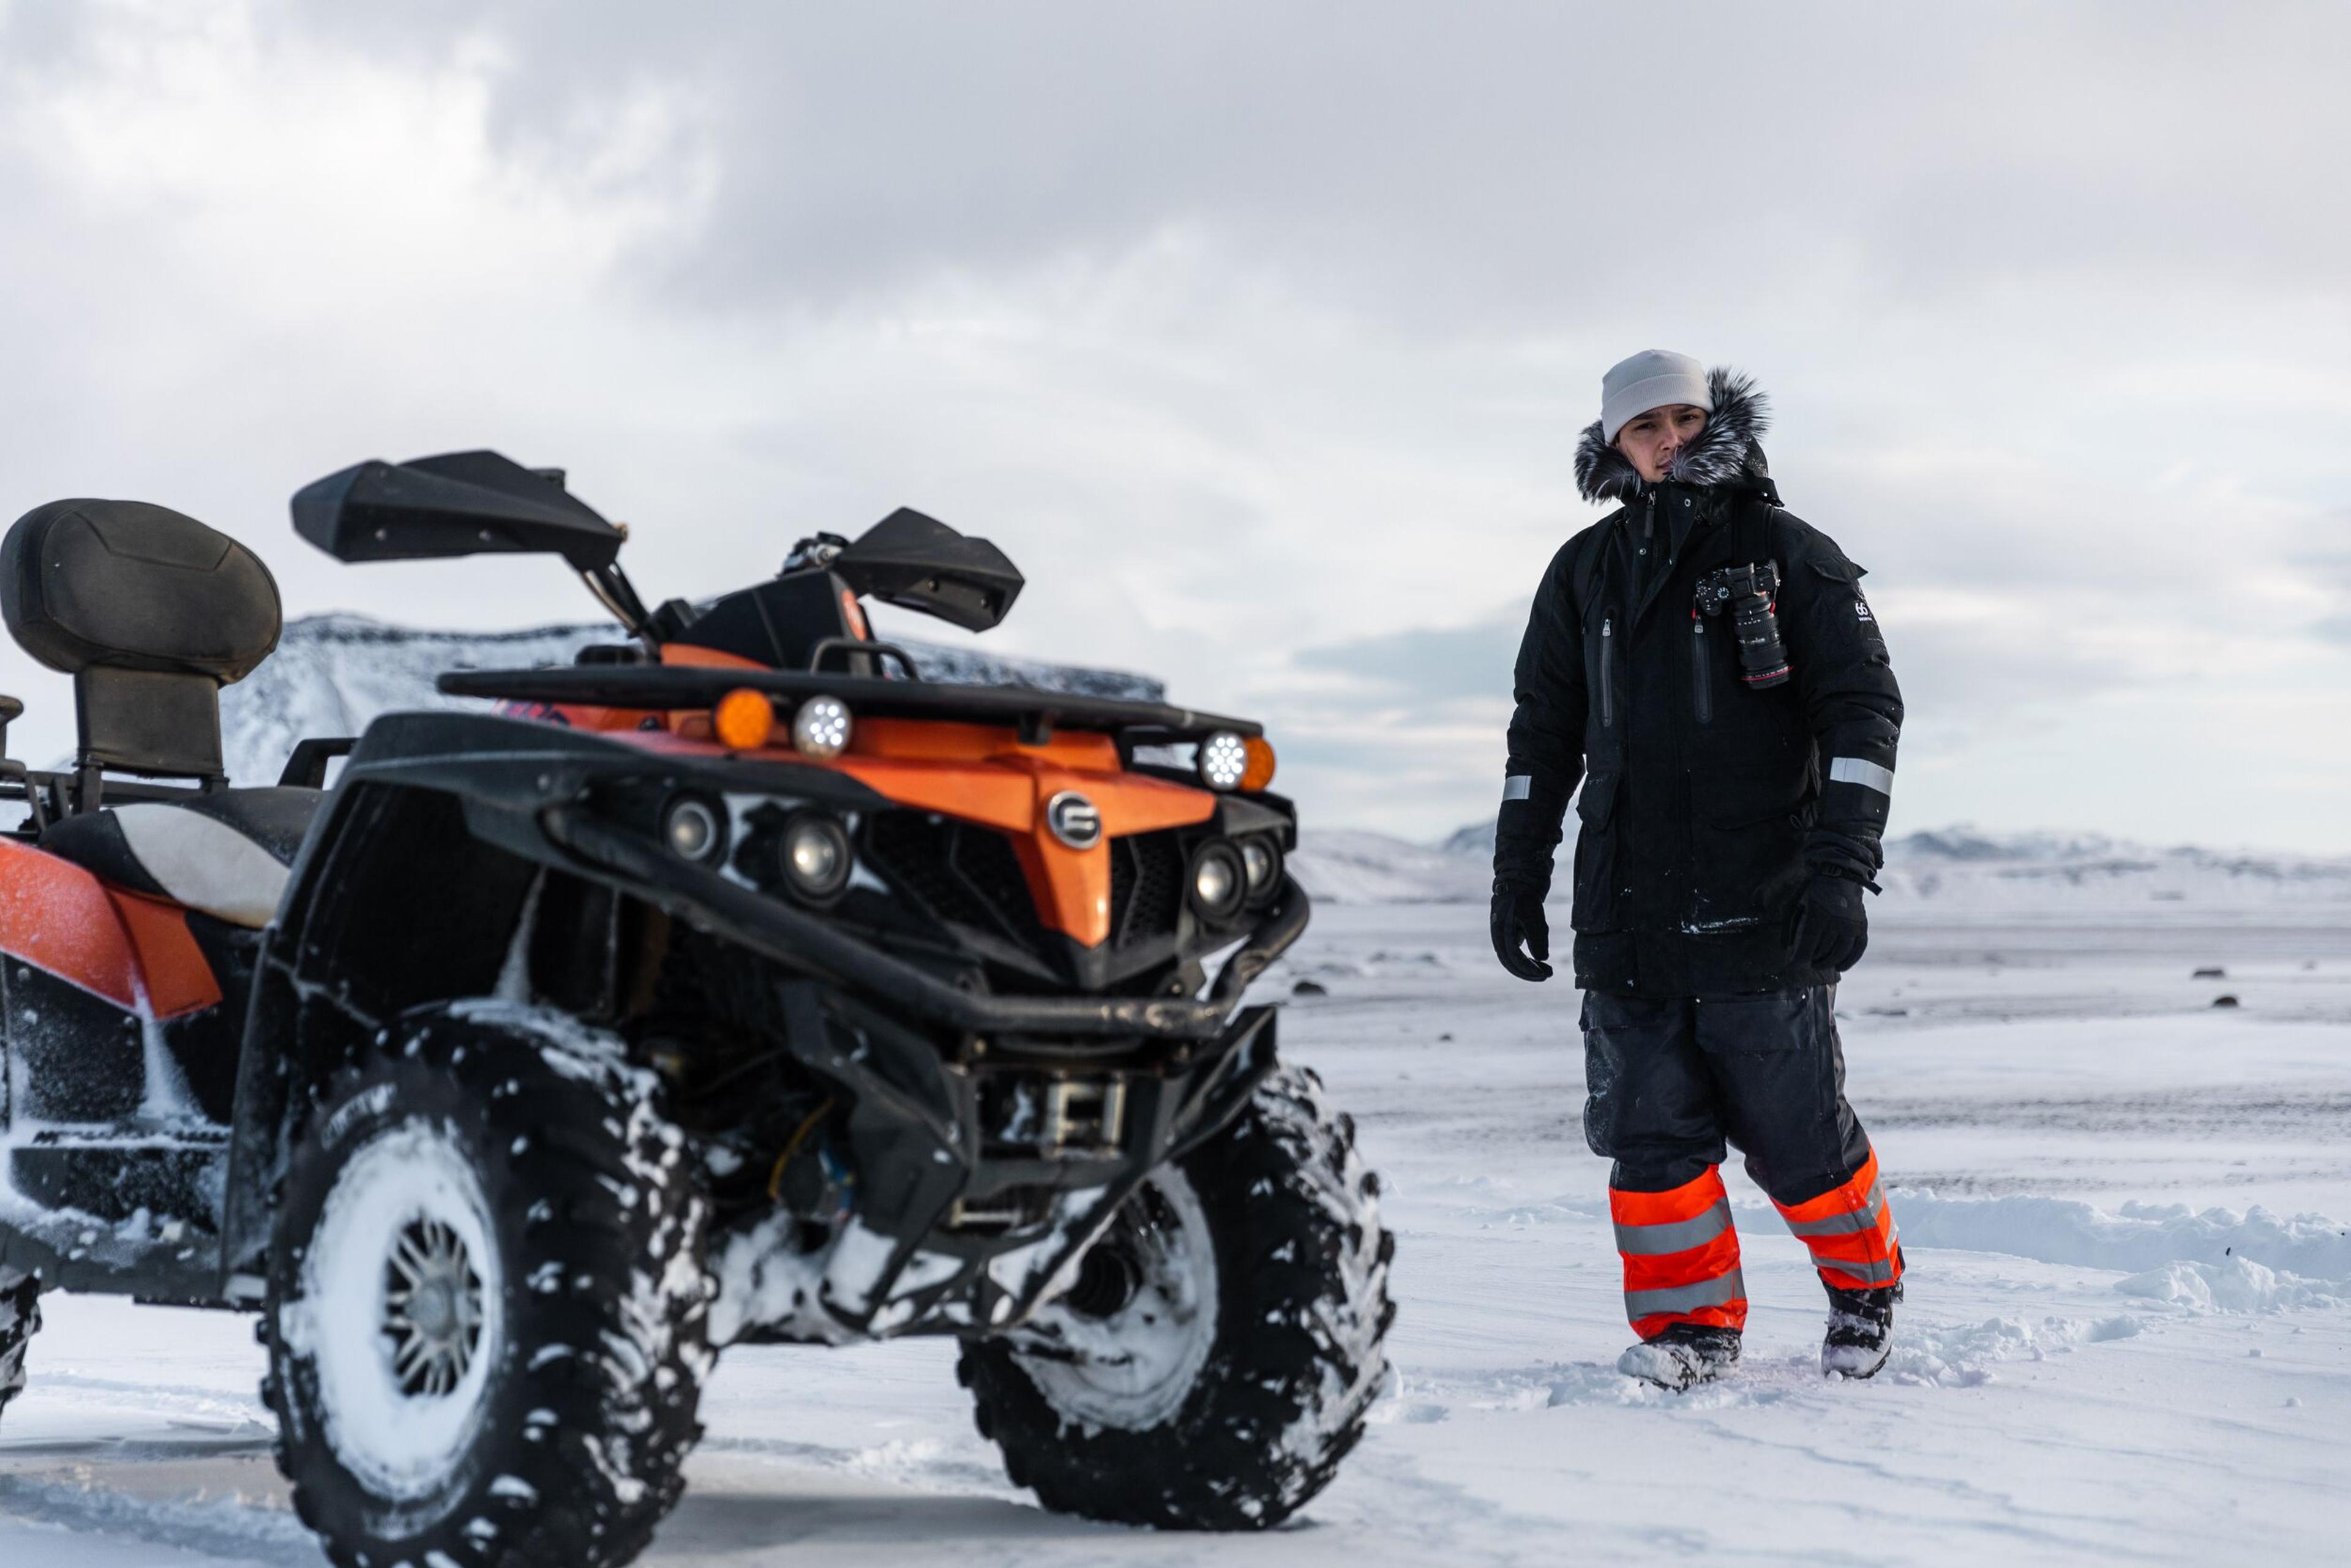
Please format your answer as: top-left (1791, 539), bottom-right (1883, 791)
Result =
top-left (834, 721), bottom-right (1215, 948)
top-left (0, 839), bottom-right (221, 1020)
top-left (584, 715), bottom-right (1218, 948)
top-left (501, 642), bottom-right (1226, 948)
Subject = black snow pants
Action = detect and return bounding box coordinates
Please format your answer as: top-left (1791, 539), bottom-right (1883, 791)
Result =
top-left (1581, 985), bottom-right (1873, 1205)
top-left (1582, 985), bottom-right (1899, 1337)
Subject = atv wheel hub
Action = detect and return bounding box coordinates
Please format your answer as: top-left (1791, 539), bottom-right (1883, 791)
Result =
top-left (383, 1216), bottom-right (484, 1396)
top-left (281, 1117), bottom-right (506, 1501)
top-left (1014, 1169), bottom-right (1219, 1431)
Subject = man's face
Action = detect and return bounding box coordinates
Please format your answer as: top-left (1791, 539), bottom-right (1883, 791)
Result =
top-left (1613, 403), bottom-right (1708, 483)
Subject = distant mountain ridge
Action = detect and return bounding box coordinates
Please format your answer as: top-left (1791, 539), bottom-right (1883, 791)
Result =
top-left (1299, 817), bottom-right (2351, 909)
top-left (219, 612), bottom-right (1162, 785)
top-left (217, 618), bottom-right (2348, 912)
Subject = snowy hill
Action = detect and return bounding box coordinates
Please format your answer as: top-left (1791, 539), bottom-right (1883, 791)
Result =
top-left (1291, 818), bottom-right (2351, 909)
top-left (220, 612), bottom-right (1163, 785)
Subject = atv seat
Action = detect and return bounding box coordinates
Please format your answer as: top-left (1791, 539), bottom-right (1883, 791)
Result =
top-left (1, 498), bottom-right (281, 792)
top-left (37, 787), bottom-right (320, 928)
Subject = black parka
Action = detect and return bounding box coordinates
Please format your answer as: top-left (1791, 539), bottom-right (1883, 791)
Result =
top-left (1495, 370), bottom-right (1902, 995)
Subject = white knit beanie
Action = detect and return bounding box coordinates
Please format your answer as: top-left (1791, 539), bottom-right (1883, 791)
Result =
top-left (1600, 349), bottom-right (1711, 441)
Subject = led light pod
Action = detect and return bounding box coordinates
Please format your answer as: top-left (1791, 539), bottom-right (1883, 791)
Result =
top-left (1197, 730), bottom-right (1249, 792)
top-left (792, 696), bottom-right (853, 759)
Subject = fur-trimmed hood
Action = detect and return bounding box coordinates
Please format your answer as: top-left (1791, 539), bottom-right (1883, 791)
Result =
top-left (1573, 367), bottom-right (1770, 503)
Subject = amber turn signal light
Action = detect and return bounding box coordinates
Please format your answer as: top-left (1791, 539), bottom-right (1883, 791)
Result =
top-left (712, 688), bottom-right (776, 751)
top-left (1240, 737), bottom-right (1277, 792)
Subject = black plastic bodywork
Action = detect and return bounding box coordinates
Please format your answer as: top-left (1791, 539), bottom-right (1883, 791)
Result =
top-left (293, 451), bottom-right (628, 571)
top-left (1, 453), bottom-right (1302, 1337)
top-left (163, 710), bottom-right (1302, 1331)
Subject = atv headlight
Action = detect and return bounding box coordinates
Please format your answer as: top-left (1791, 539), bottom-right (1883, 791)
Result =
top-left (778, 811), bottom-right (853, 902)
top-left (792, 696), bottom-right (853, 760)
top-left (1239, 835), bottom-right (1282, 899)
top-left (662, 795), bottom-right (728, 864)
top-left (1197, 730), bottom-right (1249, 792)
top-left (1188, 841), bottom-right (1246, 922)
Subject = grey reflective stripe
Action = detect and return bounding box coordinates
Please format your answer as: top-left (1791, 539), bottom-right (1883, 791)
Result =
top-left (1782, 1183), bottom-right (1888, 1238)
top-left (1502, 775), bottom-right (1534, 802)
top-left (1828, 756), bottom-right (1894, 795)
top-left (1624, 1268), bottom-right (1745, 1319)
top-left (1613, 1199), bottom-right (1734, 1256)
top-left (1813, 1255), bottom-right (1899, 1287)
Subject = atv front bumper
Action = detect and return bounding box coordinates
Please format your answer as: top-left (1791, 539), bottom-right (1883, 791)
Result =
top-left (540, 804), bottom-right (1307, 1340)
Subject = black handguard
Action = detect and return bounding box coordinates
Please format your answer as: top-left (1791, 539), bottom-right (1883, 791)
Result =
top-left (1491, 879), bottom-right (1553, 983)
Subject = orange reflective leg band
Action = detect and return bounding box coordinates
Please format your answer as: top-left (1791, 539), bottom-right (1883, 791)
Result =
top-left (1611, 1168), bottom-right (1747, 1340)
top-left (1773, 1147), bottom-right (1902, 1291)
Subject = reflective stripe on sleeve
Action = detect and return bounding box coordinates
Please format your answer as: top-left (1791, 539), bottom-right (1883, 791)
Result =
top-left (1502, 775), bottom-right (1533, 801)
top-left (1828, 757), bottom-right (1894, 795)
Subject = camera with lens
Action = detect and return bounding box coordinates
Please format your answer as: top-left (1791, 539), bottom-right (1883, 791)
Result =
top-left (1695, 562), bottom-right (1791, 689)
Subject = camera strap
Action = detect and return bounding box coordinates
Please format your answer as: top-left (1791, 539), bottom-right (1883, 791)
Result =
top-left (1735, 495), bottom-right (1777, 576)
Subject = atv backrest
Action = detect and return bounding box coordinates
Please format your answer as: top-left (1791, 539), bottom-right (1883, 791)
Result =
top-left (1, 499), bottom-right (281, 783)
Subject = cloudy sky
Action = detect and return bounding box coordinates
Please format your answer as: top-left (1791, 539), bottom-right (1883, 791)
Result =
top-left (1, 1), bottom-right (2345, 848)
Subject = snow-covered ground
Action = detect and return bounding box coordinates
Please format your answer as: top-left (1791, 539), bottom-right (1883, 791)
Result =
top-left (4, 894), bottom-right (2347, 1566)
top-left (9, 621), bottom-right (2344, 1561)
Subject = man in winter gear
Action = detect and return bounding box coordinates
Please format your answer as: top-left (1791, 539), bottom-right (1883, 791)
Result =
top-left (1491, 351), bottom-right (1905, 1387)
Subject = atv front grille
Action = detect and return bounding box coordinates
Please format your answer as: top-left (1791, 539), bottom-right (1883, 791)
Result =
top-left (864, 811), bottom-right (1046, 949)
top-left (863, 811), bottom-right (1191, 968)
top-left (1109, 830), bottom-right (1185, 949)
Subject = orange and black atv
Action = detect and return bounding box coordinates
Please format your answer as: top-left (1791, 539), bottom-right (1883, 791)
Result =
top-left (0, 453), bottom-right (1393, 1568)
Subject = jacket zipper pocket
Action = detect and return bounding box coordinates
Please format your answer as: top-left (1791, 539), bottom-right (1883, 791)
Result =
top-left (1600, 617), bottom-right (1615, 729)
top-left (1691, 616), bottom-right (1711, 724)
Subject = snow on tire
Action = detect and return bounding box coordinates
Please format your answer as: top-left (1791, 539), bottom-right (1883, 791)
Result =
top-left (960, 1062), bottom-right (1395, 1530)
top-left (0, 1267), bottom-right (39, 1416)
top-left (264, 1000), bottom-right (712, 1568)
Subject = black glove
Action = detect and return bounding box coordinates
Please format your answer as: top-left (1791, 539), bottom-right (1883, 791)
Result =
top-left (1791, 871), bottom-right (1870, 974)
top-left (1491, 879), bottom-right (1553, 982)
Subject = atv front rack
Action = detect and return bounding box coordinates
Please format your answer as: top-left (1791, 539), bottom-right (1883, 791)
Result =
top-left (437, 666), bottom-right (1262, 745)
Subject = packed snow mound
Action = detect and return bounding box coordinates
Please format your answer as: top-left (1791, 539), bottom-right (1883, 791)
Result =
top-left (220, 612), bottom-right (1162, 786)
top-left (1892, 1190), bottom-right (2351, 1286)
top-left (1296, 818), bottom-right (2351, 907)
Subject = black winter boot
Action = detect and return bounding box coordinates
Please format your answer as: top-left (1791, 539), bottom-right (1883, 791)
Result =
top-left (1821, 1275), bottom-right (1901, 1379)
top-left (1618, 1324), bottom-right (1742, 1391)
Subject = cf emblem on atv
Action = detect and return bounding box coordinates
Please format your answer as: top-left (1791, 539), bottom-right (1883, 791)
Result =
top-left (1046, 791), bottom-right (1103, 849)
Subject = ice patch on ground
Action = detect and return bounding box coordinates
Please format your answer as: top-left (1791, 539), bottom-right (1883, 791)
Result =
top-left (1893, 1190), bottom-right (2351, 1283)
top-left (0, 1472), bottom-right (317, 1567)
